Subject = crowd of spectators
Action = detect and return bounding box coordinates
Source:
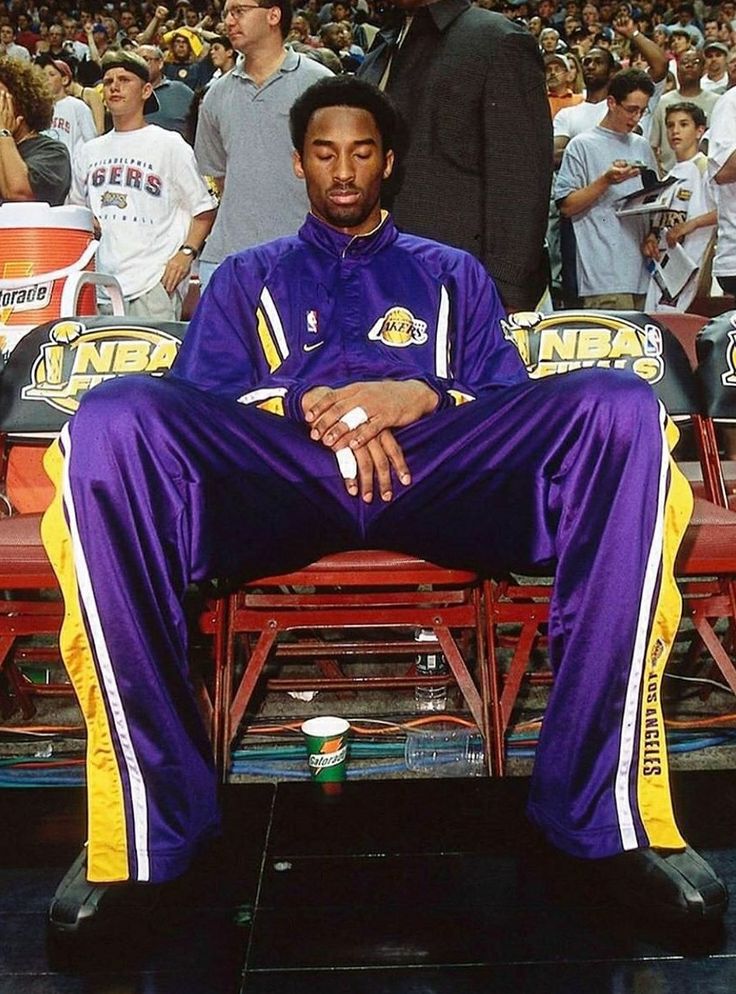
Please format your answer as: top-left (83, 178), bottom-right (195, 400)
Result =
top-left (1, 0), bottom-right (736, 313)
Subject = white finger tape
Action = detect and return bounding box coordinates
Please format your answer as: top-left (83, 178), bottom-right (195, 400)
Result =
top-left (340, 405), bottom-right (369, 431)
top-left (336, 447), bottom-right (358, 480)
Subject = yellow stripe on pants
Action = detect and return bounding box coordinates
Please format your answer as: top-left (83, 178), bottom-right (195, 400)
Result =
top-left (41, 438), bottom-right (131, 882)
top-left (635, 418), bottom-right (691, 850)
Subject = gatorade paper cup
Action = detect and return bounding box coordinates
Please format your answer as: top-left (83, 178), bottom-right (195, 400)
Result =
top-left (301, 716), bottom-right (350, 794)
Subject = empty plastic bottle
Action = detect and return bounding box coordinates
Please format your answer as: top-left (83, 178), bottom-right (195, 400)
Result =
top-left (404, 729), bottom-right (485, 776)
top-left (414, 628), bottom-right (448, 712)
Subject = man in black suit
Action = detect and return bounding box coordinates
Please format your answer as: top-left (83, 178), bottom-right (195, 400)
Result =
top-left (358, 0), bottom-right (553, 312)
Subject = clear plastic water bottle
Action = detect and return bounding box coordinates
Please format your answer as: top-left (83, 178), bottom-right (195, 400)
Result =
top-left (414, 629), bottom-right (448, 712)
top-left (404, 729), bottom-right (485, 776)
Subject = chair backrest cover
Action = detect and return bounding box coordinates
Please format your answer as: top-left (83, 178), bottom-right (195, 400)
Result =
top-left (0, 316), bottom-right (186, 433)
top-left (501, 310), bottom-right (700, 418)
top-left (695, 310), bottom-right (736, 420)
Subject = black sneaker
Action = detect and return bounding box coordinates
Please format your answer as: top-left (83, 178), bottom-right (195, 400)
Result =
top-left (597, 845), bottom-right (729, 923)
top-left (48, 847), bottom-right (161, 937)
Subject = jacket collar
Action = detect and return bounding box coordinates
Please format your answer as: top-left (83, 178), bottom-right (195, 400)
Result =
top-left (299, 211), bottom-right (399, 259)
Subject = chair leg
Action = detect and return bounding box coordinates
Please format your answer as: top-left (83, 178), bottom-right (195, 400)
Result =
top-left (204, 597), bottom-right (228, 780)
top-left (434, 625), bottom-right (484, 732)
top-left (689, 608), bottom-right (736, 696)
top-left (473, 585), bottom-right (493, 775)
top-left (0, 636), bottom-right (17, 720)
top-left (483, 581), bottom-right (506, 776)
top-left (0, 673), bottom-right (15, 720)
top-left (225, 625), bottom-right (280, 769)
top-left (2, 641), bottom-right (37, 721)
top-left (500, 621), bottom-right (540, 737)
top-left (217, 577), bottom-right (492, 778)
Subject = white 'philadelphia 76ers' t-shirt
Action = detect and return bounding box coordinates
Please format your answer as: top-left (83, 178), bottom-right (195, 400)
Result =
top-left (71, 124), bottom-right (217, 300)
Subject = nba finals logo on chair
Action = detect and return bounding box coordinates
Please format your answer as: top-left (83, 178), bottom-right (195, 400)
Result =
top-left (502, 311), bottom-right (666, 383)
top-left (21, 319), bottom-right (182, 415)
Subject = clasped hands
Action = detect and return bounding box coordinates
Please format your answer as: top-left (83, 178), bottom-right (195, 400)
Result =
top-left (302, 380), bottom-right (438, 503)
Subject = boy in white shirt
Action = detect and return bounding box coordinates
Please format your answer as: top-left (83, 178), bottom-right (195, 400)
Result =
top-left (39, 57), bottom-right (97, 164)
top-left (643, 101), bottom-right (716, 312)
top-left (70, 51), bottom-right (217, 320)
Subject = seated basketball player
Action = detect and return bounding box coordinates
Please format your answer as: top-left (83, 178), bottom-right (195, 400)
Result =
top-left (43, 75), bottom-right (728, 937)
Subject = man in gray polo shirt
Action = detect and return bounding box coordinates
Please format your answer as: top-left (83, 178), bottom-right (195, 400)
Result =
top-left (194, 0), bottom-right (331, 287)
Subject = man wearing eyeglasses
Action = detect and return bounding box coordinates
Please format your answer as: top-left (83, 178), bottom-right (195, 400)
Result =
top-left (194, 0), bottom-right (331, 289)
top-left (555, 67), bottom-right (658, 310)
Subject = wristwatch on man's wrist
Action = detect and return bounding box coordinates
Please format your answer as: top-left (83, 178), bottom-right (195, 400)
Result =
top-left (179, 244), bottom-right (198, 258)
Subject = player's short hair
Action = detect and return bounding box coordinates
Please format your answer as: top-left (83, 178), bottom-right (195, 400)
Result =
top-left (289, 75), bottom-right (406, 159)
top-left (665, 100), bottom-right (707, 128)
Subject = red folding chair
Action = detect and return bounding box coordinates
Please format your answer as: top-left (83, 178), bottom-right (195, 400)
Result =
top-left (214, 552), bottom-right (490, 778)
top-left (0, 318), bottom-right (216, 731)
top-left (484, 310), bottom-right (736, 773)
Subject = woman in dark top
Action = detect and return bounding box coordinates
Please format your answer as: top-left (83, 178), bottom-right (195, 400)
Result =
top-left (0, 56), bottom-right (71, 205)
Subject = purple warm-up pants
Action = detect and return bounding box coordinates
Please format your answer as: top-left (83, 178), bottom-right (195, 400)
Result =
top-left (42, 368), bottom-right (691, 882)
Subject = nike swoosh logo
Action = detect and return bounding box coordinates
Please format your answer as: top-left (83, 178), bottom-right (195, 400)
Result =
top-left (303, 341), bottom-right (325, 352)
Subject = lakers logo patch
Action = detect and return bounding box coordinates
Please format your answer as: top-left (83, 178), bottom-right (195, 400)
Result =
top-left (368, 306), bottom-right (428, 348)
top-left (650, 638), bottom-right (665, 663)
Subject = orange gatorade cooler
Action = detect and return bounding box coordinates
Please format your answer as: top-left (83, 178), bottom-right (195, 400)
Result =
top-left (0, 202), bottom-right (97, 359)
top-left (0, 203), bottom-right (98, 513)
